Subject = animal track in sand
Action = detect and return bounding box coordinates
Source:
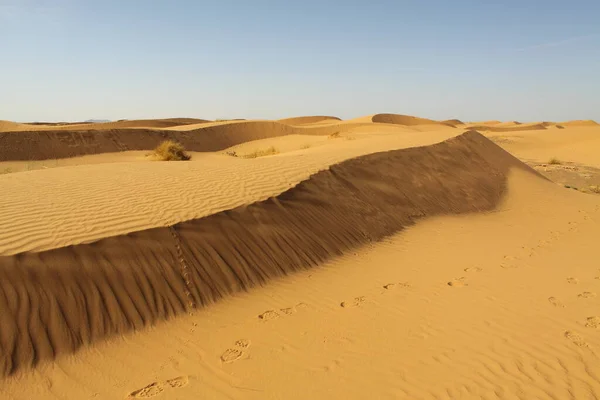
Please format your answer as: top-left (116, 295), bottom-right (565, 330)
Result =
top-left (447, 277), bottom-right (467, 287)
top-left (585, 317), bottom-right (600, 329)
top-left (127, 376), bottom-right (190, 398)
top-left (567, 277), bottom-right (579, 284)
top-left (548, 297), bottom-right (565, 308)
top-left (578, 292), bottom-right (597, 299)
top-left (464, 267), bottom-right (483, 273)
top-left (258, 310), bottom-right (280, 321)
top-left (341, 296), bottom-right (366, 308)
top-left (564, 331), bottom-right (589, 348)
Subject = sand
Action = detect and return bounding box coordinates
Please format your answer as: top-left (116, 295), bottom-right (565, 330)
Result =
top-left (0, 114), bottom-right (600, 399)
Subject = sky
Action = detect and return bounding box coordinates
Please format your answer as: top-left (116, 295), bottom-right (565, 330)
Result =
top-left (1, 0), bottom-right (599, 122)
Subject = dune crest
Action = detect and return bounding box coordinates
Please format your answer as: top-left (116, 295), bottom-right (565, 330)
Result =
top-left (560, 119), bottom-right (599, 127)
top-left (0, 131), bottom-right (541, 377)
top-left (370, 113), bottom-right (456, 127)
top-left (0, 120), bottom-right (404, 162)
top-left (277, 116), bottom-right (341, 125)
top-left (465, 123), bottom-right (547, 132)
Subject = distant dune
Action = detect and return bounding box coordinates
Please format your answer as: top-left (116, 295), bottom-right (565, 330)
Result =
top-left (466, 123), bottom-right (548, 132)
top-left (0, 131), bottom-right (540, 377)
top-left (560, 119), bottom-right (599, 127)
top-left (0, 118), bottom-right (210, 132)
top-left (278, 116), bottom-right (341, 125)
top-left (442, 119), bottom-right (464, 125)
top-left (371, 113), bottom-right (456, 127)
top-left (0, 120), bottom-right (384, 161)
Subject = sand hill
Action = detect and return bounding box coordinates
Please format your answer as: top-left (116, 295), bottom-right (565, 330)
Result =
top-left (0, 114), bottom-right (600, 399)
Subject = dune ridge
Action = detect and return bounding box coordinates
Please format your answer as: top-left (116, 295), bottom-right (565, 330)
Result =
top-left (0, 131), bottom-right (541, 377)
top-left (466, 123), bottom-right (548, 132)
top-left (277, 116), bottom-right (341, 125)
top-left (371, 113), bottom-right (456, 127)
top-left (560, 119), bottom-right (599, 127)
top-left (0, 118), bottom-right (210, 132)
top-left (0, 120), bottom-right (414, 162)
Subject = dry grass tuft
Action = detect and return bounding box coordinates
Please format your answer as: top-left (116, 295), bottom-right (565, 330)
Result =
top-left (328, 131), bottom-right (341, 139)
top-left (548, 157), bottom-right (562, 165)
top-left (153, 140), bottom-right (191, 161)
top-left (242, 146), bottom-right (279, 159)
top-left (589, 185), bottom-right (600, 194)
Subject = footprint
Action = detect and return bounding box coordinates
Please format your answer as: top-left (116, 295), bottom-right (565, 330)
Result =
top-left (235, 339), bottom-right (251, 349)
top-left (578, 292), bottom-right (597, 299)
top-left (565, 331), bottom-right (589, 348)
top-left (341, 296), bottom-right (366, 308)
top-left (567, 277), bottom-right (579, 284)
top-left (220, 348), bottom-right (244, 363)
top-left (548, 297), bottom-right (565, 308)
top-left (128, 382), bottom-right (164, 398)
top-left (464, 267), bottom-right (483, 273)
top-left (585, 317), bottom-right (600, 328)
top-left (258, 310), bottom-right (279, 321)
top-left (447, 277), bottom-right (468, 287)
top-left (166, 376), bottom-right (189, 389)
top-left (280, 307), bottom-right (296, 315)
top-left (383, 282), bottom-right (411, 290)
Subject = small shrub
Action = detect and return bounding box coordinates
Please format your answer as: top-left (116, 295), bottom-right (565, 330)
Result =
top-left (548, 157), bottom-right (562, 165)
top-left (328, 131), bottom-right (341, 139)
top-left (225, 150), bottom-right (238, 157)
top-left (153, 140), bottom-right (190, 161)
top-left (242, 146), bottom-right (279, 159)
top-left (1, 167), bottom-right (13, 174)
top-left (589, 185), bottom-right (600, 194)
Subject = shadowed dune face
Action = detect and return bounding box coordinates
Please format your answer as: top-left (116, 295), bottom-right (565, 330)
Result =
top-left (442, 119), bottom-right (464, 125)
top-left (0, 131), bottom-right (541, 377)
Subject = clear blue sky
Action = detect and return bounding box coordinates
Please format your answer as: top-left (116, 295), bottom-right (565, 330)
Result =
top-left (1, 0), bottom-right (599, 122)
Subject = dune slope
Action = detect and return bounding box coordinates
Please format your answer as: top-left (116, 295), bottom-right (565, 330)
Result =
top-left (371, 113), bottom-right (456, 127)
top-left (0, 121), bottom-right (361, 161)
top-left (0, 131), bottom-right (540, 377)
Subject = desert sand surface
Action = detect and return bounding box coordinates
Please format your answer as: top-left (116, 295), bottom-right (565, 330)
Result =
top-left (1, 114), bottom-right (600, 399)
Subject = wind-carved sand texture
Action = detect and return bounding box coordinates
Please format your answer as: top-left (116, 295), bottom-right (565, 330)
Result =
top-left (0, 131), bottom-right (539, 377)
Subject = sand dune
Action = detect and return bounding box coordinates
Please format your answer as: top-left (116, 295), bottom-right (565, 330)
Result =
top-left (0, 128), bottom-right (457, 255)
top-left (466, 122), bottom-right (547, 132)
top-left (277, 116), bottom-right (341, 125)
top-left (0, 118), bottom-right (210, 132)
top-left (0, 119), bottom-right (426, 162)
top-left (370, 113), bottom-right (456, 127)
top-left (2, 113), bottom-right (600, 398)
top-left (560, 119), bottom-right (599, 127)
top-left (442, 118), bottom-right (464, 125)
top-left (0, 131), bottom-right (538, 377)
